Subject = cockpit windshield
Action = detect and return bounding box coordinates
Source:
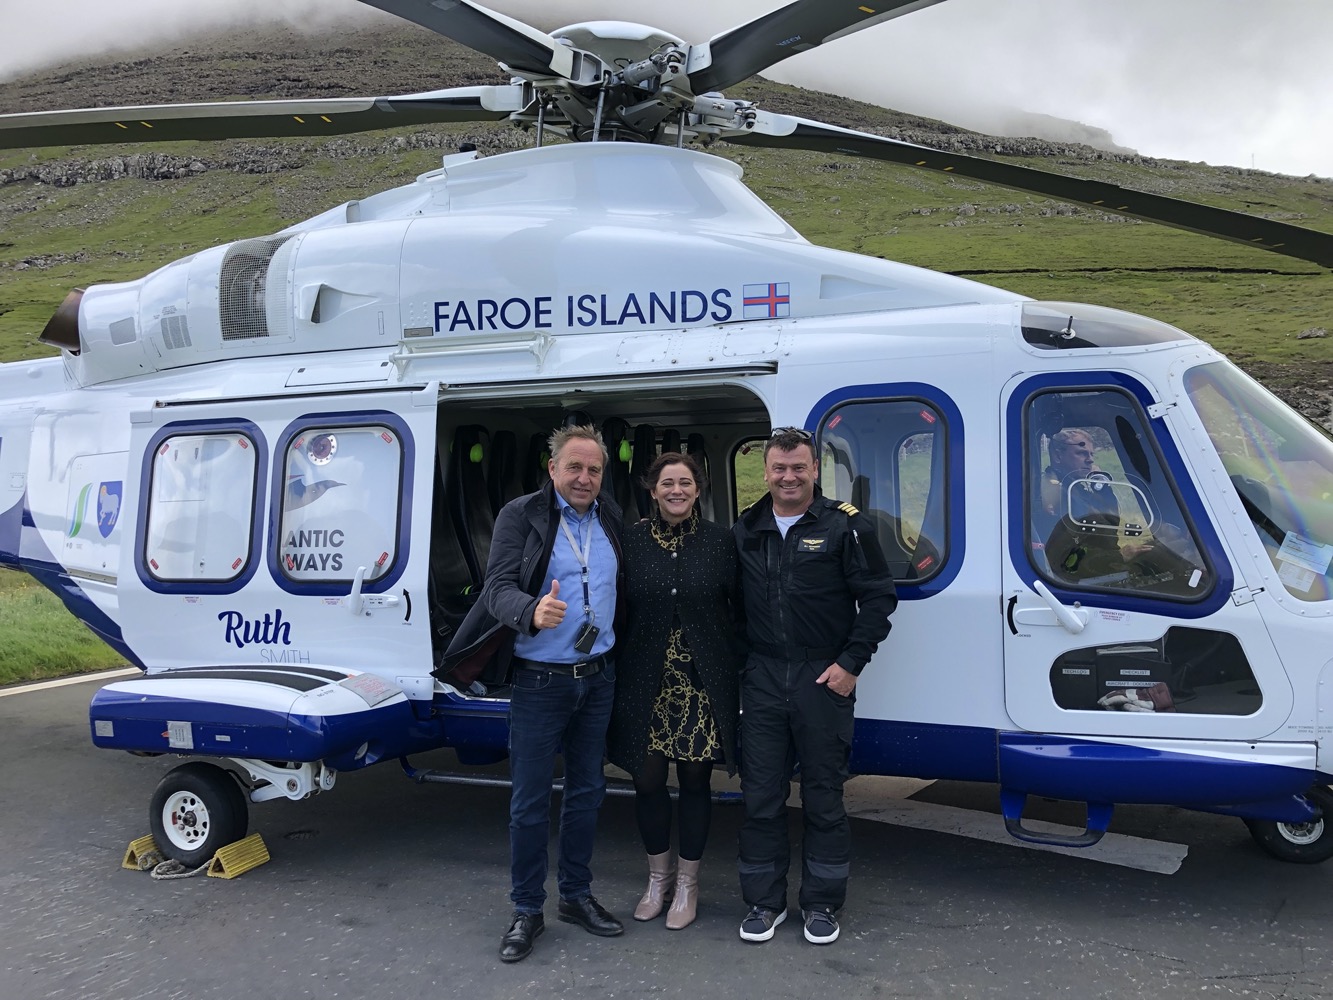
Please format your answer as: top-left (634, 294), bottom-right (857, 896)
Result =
top-left (1184, 361), bottom-right (1333, 602)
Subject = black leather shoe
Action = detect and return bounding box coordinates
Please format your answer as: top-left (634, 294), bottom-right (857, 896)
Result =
top-left (557, 895), bottom-right (624, 937)
top-left (499, 912), bottom-right (544, 963)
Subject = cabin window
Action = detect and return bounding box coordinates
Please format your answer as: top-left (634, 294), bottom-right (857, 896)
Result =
top-left (144, 432), bottom-right (257, 582)
top-left (818, 400), bottom-right (949, 583)
top-left (278, 423), bottom-right (404, 584)
top-left (1024, 388), bottom-right (1214, 600)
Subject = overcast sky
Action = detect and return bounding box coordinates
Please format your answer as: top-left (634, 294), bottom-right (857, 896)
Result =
top-left (2, 0), bottom-right (1330, 178)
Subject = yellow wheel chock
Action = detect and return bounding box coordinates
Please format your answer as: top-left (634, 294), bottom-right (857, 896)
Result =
top-left (121, 831), bottom-right (270, 879)
top-left (206, 832), bottom-right (270, 879)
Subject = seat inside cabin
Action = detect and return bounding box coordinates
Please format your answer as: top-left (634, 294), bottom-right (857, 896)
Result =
top-left (427, 383), bottom-right (769, 690)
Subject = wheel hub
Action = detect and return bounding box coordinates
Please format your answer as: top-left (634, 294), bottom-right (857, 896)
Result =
top-left (1278, 816), bottom-right (1325, 846)
top-left (163, 792), bottom-right (210, 848)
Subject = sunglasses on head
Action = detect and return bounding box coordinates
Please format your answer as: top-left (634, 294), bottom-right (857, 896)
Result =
top-left (769, 426), bottom-right (813, 440)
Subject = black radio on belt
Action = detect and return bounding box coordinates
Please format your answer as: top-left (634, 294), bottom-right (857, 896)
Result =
top-left (573, 621), bottom-right (600, 655)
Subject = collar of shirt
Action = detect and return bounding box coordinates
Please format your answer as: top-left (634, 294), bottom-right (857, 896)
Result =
top-left (554, 489), bottom-right (600, 525)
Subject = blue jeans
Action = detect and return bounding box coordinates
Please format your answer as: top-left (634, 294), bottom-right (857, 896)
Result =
top-left (508, 662), bottom-right (616, 913)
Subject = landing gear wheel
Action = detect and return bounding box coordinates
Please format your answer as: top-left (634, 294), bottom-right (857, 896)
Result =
top-left (149, 762), bottom-right (249, 867)
top-left (1246, 785), bottom-right (1333, 864)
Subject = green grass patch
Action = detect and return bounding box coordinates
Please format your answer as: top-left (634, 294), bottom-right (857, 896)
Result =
top-left (0, 569), bottom-right (126, 684)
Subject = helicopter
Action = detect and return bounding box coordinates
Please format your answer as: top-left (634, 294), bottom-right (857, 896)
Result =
top-left (2, 0), bottom-right (1333, 870)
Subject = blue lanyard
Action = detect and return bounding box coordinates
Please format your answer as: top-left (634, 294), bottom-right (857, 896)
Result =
top-left (559, 514), bottom-right (595, 624)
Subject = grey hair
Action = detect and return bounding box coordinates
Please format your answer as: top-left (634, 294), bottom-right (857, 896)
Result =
top-left (548, 423), bottom-right (609, 467)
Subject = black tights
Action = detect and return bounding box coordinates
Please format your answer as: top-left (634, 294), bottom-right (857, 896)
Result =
top-left (633, 751), bottom-right (714, 861)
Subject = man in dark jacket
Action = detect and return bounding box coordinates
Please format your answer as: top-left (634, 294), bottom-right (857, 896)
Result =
top-left (441, 424), bottom-right (625, 963)
top-left (733, 427), bottom-right (897, 946)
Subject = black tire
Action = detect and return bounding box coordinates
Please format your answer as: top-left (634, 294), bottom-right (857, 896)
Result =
top-left (149, 762), bottom-right (249, 866)
top-left (1246, 785), bottom-right (1333, 864)
top-left (220, 768), bottom-right (251, 840)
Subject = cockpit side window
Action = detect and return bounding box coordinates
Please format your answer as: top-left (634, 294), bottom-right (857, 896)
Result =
top-left (1024, 388), bottom-right (1214, 600)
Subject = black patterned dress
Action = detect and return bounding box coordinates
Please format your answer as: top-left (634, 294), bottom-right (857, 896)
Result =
top-left (608, 509), bottom-right (742, 777)
top-left (646, 514), bottom-right (721, 761)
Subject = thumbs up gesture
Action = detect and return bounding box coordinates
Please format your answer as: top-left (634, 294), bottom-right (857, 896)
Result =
top-left (533, 578), bottom-right (567, 630)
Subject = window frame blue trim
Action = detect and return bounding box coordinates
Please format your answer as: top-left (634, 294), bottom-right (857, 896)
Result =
top-left (267, 410), bottom-right (414, 596)
top-left (134, 419), bottom-right (269, 595)
top-left (1006, 370), bottom-right (1232, 618)
top-left (806, 382), bottom-right (965, 600)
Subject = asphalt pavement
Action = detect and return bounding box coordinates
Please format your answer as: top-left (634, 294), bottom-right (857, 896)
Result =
top-left (2, 674), bottom-right (1331, 1000)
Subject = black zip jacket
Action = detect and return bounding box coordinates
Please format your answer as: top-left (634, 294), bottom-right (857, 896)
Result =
top-left (438, 481), bottom-right (625, 686)
top-left (733, 488), bottom-right (897, 674)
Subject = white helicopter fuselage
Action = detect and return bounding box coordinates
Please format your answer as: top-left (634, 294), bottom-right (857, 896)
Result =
top-left (3, 142), bottom-right (1330, 847)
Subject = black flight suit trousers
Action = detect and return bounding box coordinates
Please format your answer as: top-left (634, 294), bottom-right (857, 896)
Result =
top-left (738, 650), bottom-right (856, 913)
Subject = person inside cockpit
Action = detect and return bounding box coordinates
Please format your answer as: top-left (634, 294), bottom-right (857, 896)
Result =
top-left (1037, 427), bottom-right (1208, 593)
top-left (1036, 427), bottom-right (1160, 588)
top-left (1035, 428), bottom-right (1119, 541)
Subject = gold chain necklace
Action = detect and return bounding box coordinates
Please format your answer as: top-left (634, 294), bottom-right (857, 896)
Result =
top-left (649, 506), bottom-right (699, 551)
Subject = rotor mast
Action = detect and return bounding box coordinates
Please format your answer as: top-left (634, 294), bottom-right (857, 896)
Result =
top-left (504, 21), bottom-right (757, 146)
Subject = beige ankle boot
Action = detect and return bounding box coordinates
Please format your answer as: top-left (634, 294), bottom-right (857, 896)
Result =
top-left (634, 851), bottom-right (676, 921)
top-left (665, 857), bottom-right (701, 930)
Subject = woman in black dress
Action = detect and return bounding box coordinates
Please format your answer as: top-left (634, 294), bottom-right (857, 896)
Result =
top-left (608, 451), bottom-right (741, 930)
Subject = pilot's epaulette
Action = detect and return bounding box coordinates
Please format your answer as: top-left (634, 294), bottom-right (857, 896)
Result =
top-left (836, 501), bottom-right (860, 516)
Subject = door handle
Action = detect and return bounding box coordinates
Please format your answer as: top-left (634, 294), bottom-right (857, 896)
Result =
top-left (348, 566), bottom-right (402, 616)
top-left (1032, 580), bottom-right (1088, 634)
top-left (348, 565), bottom-right (366, 615)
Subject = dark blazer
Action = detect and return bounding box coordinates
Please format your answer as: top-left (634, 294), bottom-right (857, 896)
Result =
top-left (439, 481), bottom-right (624, 687)
top-left (607, 515), bottom-right (743, 777)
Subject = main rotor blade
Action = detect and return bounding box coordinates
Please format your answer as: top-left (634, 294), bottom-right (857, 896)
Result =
top-left (728, 116), bottom-right (1333, 270)
top-left (0, 87), bottom-right (526, 150)
top-left (689, 0), bottom-right (946, 94)
top-left (356, 0), bottom-right (573, 78)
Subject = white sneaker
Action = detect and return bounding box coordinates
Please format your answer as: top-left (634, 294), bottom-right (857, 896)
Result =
top-left (802, 907), bottom-right (840, 944)
top-left (739, 906), bottom-right (787, 942)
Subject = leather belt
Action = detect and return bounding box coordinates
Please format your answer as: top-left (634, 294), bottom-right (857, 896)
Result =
top-left (513, 655), bottom-right (609, 678)
top-left (750, 643), bottom-right (841, 662)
